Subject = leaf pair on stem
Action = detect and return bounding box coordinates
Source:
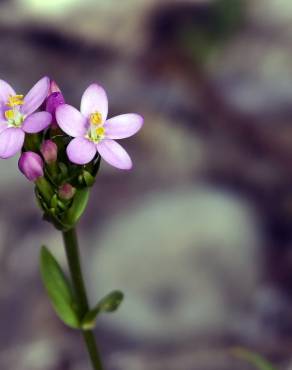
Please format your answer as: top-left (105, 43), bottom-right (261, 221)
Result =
top-left (40, 246), bottom-right (124, 330)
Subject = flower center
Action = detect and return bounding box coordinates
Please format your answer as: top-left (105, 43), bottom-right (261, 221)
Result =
top-left (87, 111), bottom-right (105, 143)
top-left (6, 94), bottom-right (24, 108)
top-left (90, 112), bottom-right (102, 125)
top-left (4, 94), bottom-right (25, 127)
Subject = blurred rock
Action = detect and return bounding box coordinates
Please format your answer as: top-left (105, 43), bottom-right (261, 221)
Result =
top-left (109, 347), bottom-right (254, 370)
top-left (210, 0), bottom-right (292, 116)
top-left (0, 0), bottom-right (198, 53)
top-left (89, 186), bottom-right (261, 341)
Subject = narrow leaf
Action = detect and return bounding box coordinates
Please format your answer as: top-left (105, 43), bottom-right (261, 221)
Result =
top-left (40, 246), bottom-right (80, 329)
top-left (82, 290), bottom-right (124, 330)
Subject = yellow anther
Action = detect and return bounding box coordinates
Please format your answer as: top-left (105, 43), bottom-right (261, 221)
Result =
top-left (96, 126), bottom-right (105, 136)
top-left (6, 94), bottom-right (24, 107)
top-left (4, 109), bottom-right (15, 120)
top-left (90, 112), bottom-right (102, 125)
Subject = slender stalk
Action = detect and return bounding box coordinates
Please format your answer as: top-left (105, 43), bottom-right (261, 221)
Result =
top-left (62, 228), bottom-right (104, 370)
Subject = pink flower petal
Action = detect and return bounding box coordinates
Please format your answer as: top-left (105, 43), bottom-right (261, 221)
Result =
top-left (0, 108), bottom-right (6, 122)
top-left (67, 137), bottom-right (97, 165)
top-left (56, 104), bottom-right (87, 137)
top-left (0, 122), bottom-right (8, 134)
top-left (105, 113), bottom-right (143, 139)
top-left (0, 128), bottom-right (25, 158)
top-left (22, 76), bottom-right (50, 116)
top-left (22, 111), bottom-right (52, 133)
top-left (0, 79), bottom-right (16, 104)
top-left (80, 84), bottom-right (108, 121)
top-left (0, 107), bottom-right (8, 125)
top-left (97, 139), bottom-right (132, 170)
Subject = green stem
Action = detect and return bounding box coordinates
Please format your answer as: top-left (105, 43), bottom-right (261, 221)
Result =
top-left (62, 228), bottom-right (104, 370)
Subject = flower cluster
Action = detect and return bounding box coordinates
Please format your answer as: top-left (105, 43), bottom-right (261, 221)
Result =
top-left (0, 77), bottom-right (143, 229)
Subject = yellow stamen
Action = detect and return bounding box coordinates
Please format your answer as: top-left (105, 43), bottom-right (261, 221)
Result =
top-left (96, 126), bottom-right (105, 136)
top-left (6, 94), bottom-right (24, 107)
top-left (90, 112), bottom-right (102, 125)
top-left (4, 109), bottom-right (15, 120)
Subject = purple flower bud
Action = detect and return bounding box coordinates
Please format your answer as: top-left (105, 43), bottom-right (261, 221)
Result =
top-left (49, 80), bottom-right (62, 94)
top-left (58, 183), bottom-right (76, 200)
top-left (45, 80), bottom-right (65, 120)
top-left (18, 152), bottom-right (44, 182)
top-left (40, 140), bottom-right (58, 164)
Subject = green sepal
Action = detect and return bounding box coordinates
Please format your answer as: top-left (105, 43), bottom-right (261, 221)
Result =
top-left (40, 246), bottom-right (80, 329)
top-left (50, 194), bottom-right (58, 209)
top-left (82, 171), bottom-right (95, 187)
top-left (81, 290), bottom-right (124, 330)
top-left (35, 177), bottom-right (54, 204)
top-left (43, 213), bottom-right (68, 231)
top-left (91, 155), bottom-right (101, 177)
top-left (63, 188), bottom-right (89, 228)
top-left (58, 162), bottom-right (68, 177)
top-left (24, 133), bottom-right (42, 152)
top-left (57, 199), bottom-right (67, 211)
top-left (35, 187), bottom-right (48, 212)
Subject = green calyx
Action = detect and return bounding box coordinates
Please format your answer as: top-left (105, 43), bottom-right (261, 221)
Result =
top-left (33, 134), bottom-right (101, 231)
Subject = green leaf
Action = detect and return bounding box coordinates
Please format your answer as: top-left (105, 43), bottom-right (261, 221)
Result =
top-left (232, 348), bottom-right (278, 370)
top-left (81, 290), bottom-right (124, 330)
top-left (40, 246), bottom-right (80, 329)
top-left (63, 188), bottom-right (89, 227)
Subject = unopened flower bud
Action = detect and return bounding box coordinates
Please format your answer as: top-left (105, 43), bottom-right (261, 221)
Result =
top-left (40, 140), bottom-right (58, 164)
top-left (49, 80), bottom-right (62, 94)
top-left (46, 80), bottom-right (65, 120)
top-left (18, 152), bottom-right (44, 182)
top-left (59, 183), bottom-right (76, 200)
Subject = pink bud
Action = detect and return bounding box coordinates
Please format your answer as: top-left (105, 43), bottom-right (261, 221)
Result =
top-left (58, 183), bottom-right (76, 200)
top-left (18, 152), bottom-right (44, 182)
top-left (49, 80), bottom-right (62, 94)
top-left (40, 140), bottom-right (58, 164)
top-left (46, 80), bottom-right (65, 120)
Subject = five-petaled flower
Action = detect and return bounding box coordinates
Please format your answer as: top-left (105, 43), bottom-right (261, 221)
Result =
top-left (0, 77), bottom-right (52, 158)
top-left (56, 84), bottom-right (143, 169)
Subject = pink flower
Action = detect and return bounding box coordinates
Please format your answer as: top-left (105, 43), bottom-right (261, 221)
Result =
top-left (56, 84), bottom-right (143, 170)
top-left (0, 77), bottom-right (52, 158)
top-left (18, 151), bottom-right (44, 181)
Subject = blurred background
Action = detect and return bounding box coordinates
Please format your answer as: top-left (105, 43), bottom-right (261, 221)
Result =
top-left (1, 0), bottom-right (292, 369)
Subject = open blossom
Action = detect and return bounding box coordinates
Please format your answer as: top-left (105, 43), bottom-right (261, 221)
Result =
top-left (0, 77), bottom-right (52, 159)
top-left (18, 151), bottom-right (44, 181)
top-left (56, 84), bottom-right (143, 169)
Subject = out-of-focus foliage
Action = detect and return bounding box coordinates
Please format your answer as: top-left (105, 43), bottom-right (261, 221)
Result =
top-left (232, 348), bottom-right (278, 370)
